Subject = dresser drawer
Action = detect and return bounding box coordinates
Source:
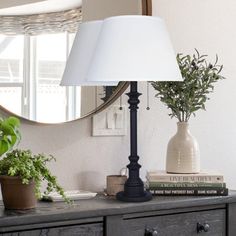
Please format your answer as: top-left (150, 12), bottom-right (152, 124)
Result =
top-left (123, 209), bottom-right (226, 236)
top-left (0, 223), bottom-right (103, 236)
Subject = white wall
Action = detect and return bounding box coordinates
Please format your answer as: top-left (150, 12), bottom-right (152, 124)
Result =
top-left (151, 0), bottom-right (236, 189)
top-left (1, 0), bottom-right (236, 195)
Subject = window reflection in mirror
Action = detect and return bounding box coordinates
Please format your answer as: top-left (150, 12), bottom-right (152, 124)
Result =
top-left (0, 33), bottom-right (76, 123)
top-left (0, 33), bottom-right (113, 123)
top-left (0, 36), bottom-right (23, 115)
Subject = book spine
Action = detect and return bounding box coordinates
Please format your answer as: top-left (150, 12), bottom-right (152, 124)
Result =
top-left (147, 175), bottom-right (224, 183)
top-left (148, 188), bottom-right (228, 196)
top-left (148, 182), bottom-right (226, 188)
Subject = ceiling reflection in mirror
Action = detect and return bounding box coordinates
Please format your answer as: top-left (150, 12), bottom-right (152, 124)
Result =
top-left (0, 0), bottom-right (143, 123)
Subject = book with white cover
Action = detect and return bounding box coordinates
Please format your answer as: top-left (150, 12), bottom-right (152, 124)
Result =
top-left (43, 190), bottom-right (97, 202)
top-left (147, 170), bottom-right (224, 183)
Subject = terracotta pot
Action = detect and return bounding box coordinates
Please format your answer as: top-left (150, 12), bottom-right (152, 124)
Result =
top-left (0, 176), bottom-right (37, 210)
top-left (166, 122), bottom-right (200, 174)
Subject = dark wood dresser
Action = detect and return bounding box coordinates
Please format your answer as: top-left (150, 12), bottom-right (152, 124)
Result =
top-left (1, 191), bottom-right (236, 236)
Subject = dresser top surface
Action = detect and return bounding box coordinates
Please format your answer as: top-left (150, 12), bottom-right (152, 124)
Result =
top-left (0, 190), bottom-right (236, 227)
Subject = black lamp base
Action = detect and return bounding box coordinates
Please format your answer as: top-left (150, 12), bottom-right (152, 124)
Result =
top-left (116, 191), bottom-right (152, 202)
top-left (115, 81), bottom-right (152, 203)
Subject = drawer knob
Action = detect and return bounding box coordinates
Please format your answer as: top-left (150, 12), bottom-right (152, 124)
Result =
top-left (145, 228), bottom-right (158, 236)
top-left (197, 222), bottom-right (210, 233)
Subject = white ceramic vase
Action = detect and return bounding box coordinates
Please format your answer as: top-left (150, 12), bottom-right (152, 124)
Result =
top-left (166, 122), bottom-right (200, 174)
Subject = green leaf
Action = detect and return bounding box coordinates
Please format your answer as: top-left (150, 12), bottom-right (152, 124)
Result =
top-left (5, 117), bottom-right (20, 128)
top-left (0, 140), bottom-right (10, 156)
top-left (0, 116), bottom-right (21, 157)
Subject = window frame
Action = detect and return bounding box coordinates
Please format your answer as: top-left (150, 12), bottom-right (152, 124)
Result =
top-left (0, 32), bottom-right (79, 122)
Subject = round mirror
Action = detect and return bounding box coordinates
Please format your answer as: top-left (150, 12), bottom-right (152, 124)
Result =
top-left (0, 0), bottom-right (151, 124)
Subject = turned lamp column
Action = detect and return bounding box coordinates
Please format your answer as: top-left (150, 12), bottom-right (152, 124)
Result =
top-left (117, 82), bottom-right (152, 201)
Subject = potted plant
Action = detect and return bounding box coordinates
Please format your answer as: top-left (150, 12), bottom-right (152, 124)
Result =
top-left (151, 50), bottom-right (225, 174)
top-left (0, 149), bottom-right (69, 209)
top-left (0, 116), bottom-right (69, 209)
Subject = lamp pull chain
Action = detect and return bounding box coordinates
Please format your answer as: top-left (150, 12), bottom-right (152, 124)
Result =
top-left (95, 86), bottom-right (98, 110)
top-left (146, 82), bottom-right (150, 110)
top-left (119, 94), bottom-right (123, 110)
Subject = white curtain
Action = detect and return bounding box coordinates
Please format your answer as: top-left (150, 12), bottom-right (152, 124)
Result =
top-left (0, 7), bottom-right (82, 35)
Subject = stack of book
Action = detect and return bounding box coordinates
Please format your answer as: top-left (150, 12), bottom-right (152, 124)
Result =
top-left (146, 170), bottom-right (228, 196)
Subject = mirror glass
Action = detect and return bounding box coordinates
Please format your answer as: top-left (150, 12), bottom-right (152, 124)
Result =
top-left (0, 0), bottom-right (143, 123)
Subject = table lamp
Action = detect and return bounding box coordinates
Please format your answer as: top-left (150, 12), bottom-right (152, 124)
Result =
top-left (61, 15), bottom-right (182, 202)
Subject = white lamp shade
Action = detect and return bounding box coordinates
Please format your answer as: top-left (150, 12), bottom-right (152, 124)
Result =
top-left (60, 20), bottom-right (118, 86)
top-left (86, 15), bottom-right (182, 82)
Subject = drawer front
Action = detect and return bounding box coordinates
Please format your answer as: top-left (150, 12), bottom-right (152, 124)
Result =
top-left (123, 209), bottom-right (225, 236)
top-left (0, 223), bottom-right (103, 236)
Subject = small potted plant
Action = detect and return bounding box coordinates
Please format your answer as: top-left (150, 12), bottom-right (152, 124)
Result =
top-left (0, 117), bottom-right (69, 209)
top-left (151, 50), bottom-right (225, 174)
top-left (0, 149), bottom-right (69, 209)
